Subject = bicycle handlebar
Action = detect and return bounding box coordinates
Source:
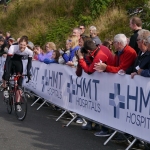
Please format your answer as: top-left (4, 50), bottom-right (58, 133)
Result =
top-left (9, 74), bottom-right (32, 83)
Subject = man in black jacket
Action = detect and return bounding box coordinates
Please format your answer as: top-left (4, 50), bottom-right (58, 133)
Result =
top-left (129, 16), bottom-right (142, 54)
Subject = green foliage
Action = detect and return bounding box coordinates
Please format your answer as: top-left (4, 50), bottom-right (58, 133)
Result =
top-left (0, 0), bottom-right (150, 47)
top-left (45, 17), bottom-right (77, 48)
top-left (100, 17), bottom-right (130, 41)
top-left (90, 0), bottom-right (112, 18)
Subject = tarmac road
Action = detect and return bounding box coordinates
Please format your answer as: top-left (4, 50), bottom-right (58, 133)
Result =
top-left (0, 92), bottom-right (128, 150)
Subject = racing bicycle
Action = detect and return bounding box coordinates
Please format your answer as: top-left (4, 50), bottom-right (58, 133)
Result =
top-left (3, 74), bottom-right (29, 121)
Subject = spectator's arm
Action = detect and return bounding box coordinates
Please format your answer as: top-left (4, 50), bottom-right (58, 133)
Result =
top-left (43, 58), bottom-right (57, 64)
top-left (79, 57), bottom-right (99, 74)
top-left (62, 53), bottom-right (69, 63)
top-left (106, 52), bottom-right (137, 73)
top-left (140, 70), bottom-right (150, 77)
top-left (4, 54), bottom-right (12, 73)
top-left (27, 57), bottom-right (32, 74)
top-left (38, 54), bottom-right (45, 62)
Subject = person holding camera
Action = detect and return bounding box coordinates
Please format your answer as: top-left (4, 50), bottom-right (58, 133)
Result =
top-left (76, 40), bottom-right (114, 74)
top-left (75, 39), bottom-right (114, 130)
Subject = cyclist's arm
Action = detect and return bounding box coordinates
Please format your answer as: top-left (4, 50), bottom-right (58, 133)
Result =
top-left (4, 45), bottom-right (15, 72)
top-left (4, 54), bottom-right (12, 73)
top-left (27, 57), bottom-right (32, 74)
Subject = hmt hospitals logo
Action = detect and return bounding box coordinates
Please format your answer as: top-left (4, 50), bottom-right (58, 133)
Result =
top-left (42, 69), bottom-right (49, 92)
top-left (67, 76), bottom-right (76, 103)
top-left (109, 83), bottom-right (125, 119)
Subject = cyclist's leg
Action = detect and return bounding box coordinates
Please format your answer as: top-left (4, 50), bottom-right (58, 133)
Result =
top-left (13, 60), bottom-right (23, 103)
top-left (2, 60), bottom-right (12, 88)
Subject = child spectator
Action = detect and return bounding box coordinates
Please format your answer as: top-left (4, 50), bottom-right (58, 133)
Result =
top-left (35, 42), bottom-right (56, 62)
top-left (32, 45), bottom-right (42, 60)
top-left (44, 50), bottom-right (60, 64)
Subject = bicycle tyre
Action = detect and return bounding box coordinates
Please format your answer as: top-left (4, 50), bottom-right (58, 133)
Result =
top-left (15, 87), bottom-right (27, 121)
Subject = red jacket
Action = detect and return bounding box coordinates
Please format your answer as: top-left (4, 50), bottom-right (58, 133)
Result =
top-left (106, 45), bottom-right (137, 73)
top-left (79, 45), bottom-right (114, 74)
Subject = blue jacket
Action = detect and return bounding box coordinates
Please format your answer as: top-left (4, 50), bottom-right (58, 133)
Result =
top-left (43, 58), bottom-right (57, 64)
top-left (62, 46), bottom-right (80, 63)
top-left (141, 70), bottom-right (150, 77)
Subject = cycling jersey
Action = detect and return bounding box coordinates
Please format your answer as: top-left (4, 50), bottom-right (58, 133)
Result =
top-left (8, 45), bottom-right (33, 57)
top-left (3, 45), bottom-right (33, 86)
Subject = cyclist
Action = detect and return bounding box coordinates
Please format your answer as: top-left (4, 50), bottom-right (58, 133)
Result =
top-left (2, 36), bottom-right (33, 111)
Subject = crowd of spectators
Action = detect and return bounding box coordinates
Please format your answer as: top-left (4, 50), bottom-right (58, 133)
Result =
top-left (0, 16), bottom-right (150, 148)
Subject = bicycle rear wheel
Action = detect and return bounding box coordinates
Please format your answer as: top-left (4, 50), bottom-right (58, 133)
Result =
top-left (15, 87), bottom-right (27, 121)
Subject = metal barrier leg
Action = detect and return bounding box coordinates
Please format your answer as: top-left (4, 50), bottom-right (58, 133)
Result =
top-left (37, 100), bottom-right (47, 110)
top-left (45, 102), bottom-right (49, 106)
top-left (65, 115), bottom-right (77, 127)
top-left (56, 110), bottom-right (67, 121)
top-left (104, 130), bottom-right (117, 145)
top-left (31, 97), bottom-right (41, 106)
top-left (125, 138), bottom-right (137, 150)
top-left (68, 111), bottom-right (76, 118)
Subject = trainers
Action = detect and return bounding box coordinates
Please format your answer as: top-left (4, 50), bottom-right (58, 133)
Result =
top-left (16, 104), bottom-right (22, 112)
top-left (82, 122), bottom-right (92, 130)
top-left (76, 118), bottom-right (83, 124)
top-left (94, 131), bottom-right (111, 137)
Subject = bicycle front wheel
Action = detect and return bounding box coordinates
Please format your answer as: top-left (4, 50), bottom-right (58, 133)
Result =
top-left (15, 87), bottom-right (27, 121)
top-left (6, 95), bottom-right (13, 114)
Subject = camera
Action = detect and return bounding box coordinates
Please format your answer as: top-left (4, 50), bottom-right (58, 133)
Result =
top-left (80, 47), bottom-right (88, 54)
top-left (75, 47), bottom-right (88, 57)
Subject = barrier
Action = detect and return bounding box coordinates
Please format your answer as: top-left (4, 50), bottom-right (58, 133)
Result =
top-left (0, 57), bottom-right (150, 148)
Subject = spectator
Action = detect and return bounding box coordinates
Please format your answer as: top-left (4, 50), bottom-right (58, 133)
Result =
top-left (44, 50), bottom-right (60, 64)
top-left (102, 39), bottom-right (113, 53)
top-left (129, 16), bottom-right (142, 54)
top-left (0, 31), bottom-right (5, 39)
top-left (62, 35), bottom-right (80, 64)
top-left (8, 38), bottom-right (15, 48)
top-left (94, 34), bottom-right (137, 139)
top-left (76, 39), bottom-right (114, 130)
top-left (76, 40), bottom-right (114, 74)
top-left (35, 42), bottom-right (56, 62)
top-left (79, 25), bottom-right (86, 37)
top-left (126, 29), bottom-right (150, 78)
top-left (76, 36), bottom-right (92, 78)
top-left (3, 1), bottom-right (7, 12)
top-left (32, 45), bottom-right (42, 60)
top-left (72, 28), bottom-right (81, 40)
top-left (0, 36), bottom-right (8, 57)
top-left (79, 35), bottom-right (91, 47)
top-left (27, 41), bottom-right (34, 50)
top-left (6, 31), bottom-right (12, 43)
top-left (94, 34), bottom-right (137, 73)
top-left (89, 26), bottom-right (102, 46)
top-left (58, 40), bottom-right (71, 64)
